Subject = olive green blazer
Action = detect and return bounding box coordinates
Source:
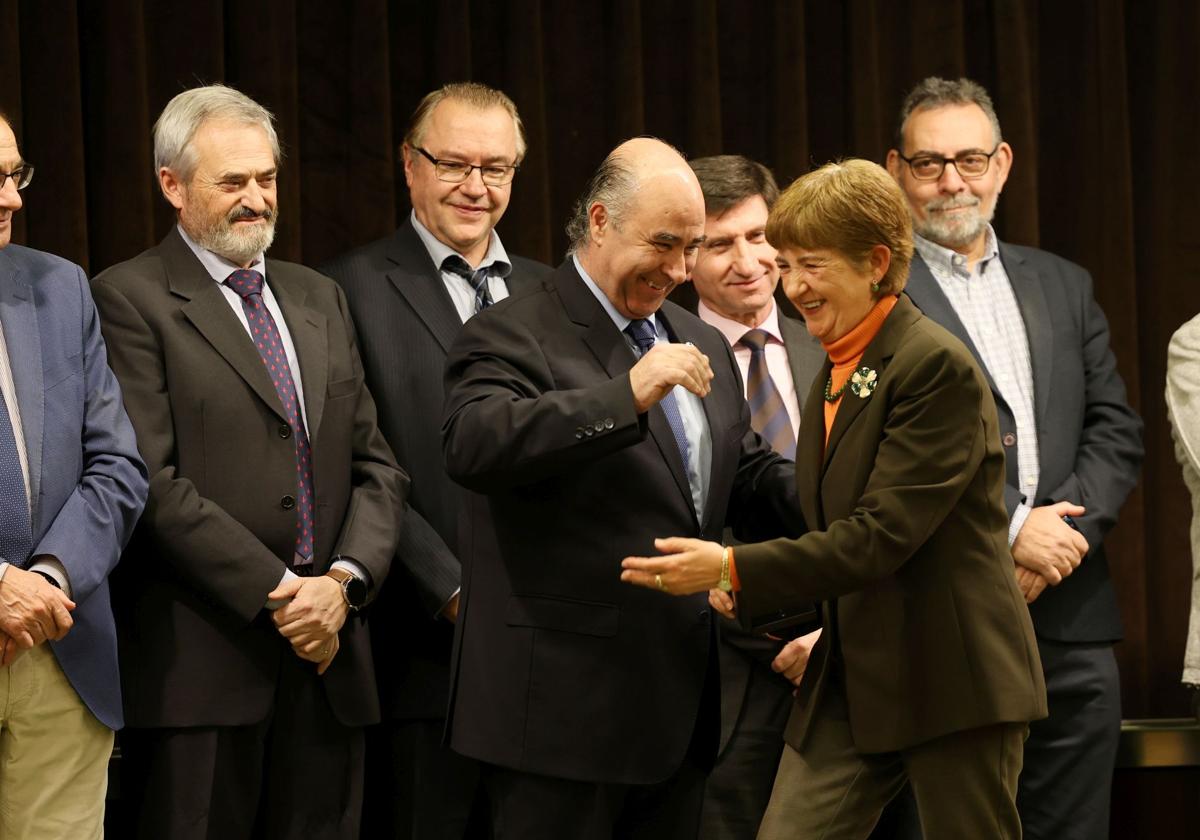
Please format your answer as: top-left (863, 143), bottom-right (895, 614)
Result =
top-left (736, 294), bottom-right (1047, 753)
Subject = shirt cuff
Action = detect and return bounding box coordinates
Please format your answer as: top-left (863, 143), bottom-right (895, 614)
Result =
top-left (266, 569), bottom-right (299, 611)
top-left (728, 546), bottom-right (741, 592)
top-left (0, 561), bottom-right (8, 584)
top-left (28, 555), bottom-right (72, 598)
top-left (1008, 502), bottom-right (1033, 547)
top-left (438, 587), bottom-right (462, 620)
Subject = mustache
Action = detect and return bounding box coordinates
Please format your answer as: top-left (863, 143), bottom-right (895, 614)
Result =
top-left (924, 194), bottom-right (980, 212)
top-left (227, 206), bottom-right (276, 224)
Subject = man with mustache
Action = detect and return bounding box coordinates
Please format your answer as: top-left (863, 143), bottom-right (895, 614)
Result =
top-left (441, 138), bottom-right (802, 839)
top-left (92, 84), bottom-right (407, 839)
top-left (886, 77), bottom-right (1143, 840)
top-left (322, 82), bottom-right (552, 839)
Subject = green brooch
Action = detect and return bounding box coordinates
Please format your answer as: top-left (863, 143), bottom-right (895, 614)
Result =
top-left (848, 366), bottom-right (878, 399)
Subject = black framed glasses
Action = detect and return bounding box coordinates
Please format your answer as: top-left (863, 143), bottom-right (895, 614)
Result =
top-left (0, 164), bottom-right (34, 191)
top-left (897, 146), bottom-right (999, 181)
top-left (413, 147), bottom-right (518, 186)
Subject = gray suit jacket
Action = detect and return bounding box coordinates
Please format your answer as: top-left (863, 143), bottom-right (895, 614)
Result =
top-left (906, 244), bottom-right (1143, 642)
top-left (323, 219), bottom-right (552, 720)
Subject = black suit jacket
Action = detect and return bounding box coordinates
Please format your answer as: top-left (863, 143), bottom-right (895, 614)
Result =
top-left (92, 228), bottom-right (407, 728)
top-left (441, 259), bottom-right (802, 784)
top-left (322, 219), bottom-right (552, 720)
top-left (906, 245), bottom-right (1143, 642)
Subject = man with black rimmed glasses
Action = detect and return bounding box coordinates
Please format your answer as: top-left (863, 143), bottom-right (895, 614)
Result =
top-left (323, 82), bottom-right (551, 839)
top-left (0, 111), bottom-right (147, 838)
top-left (885, 77), bottom-right (1143, 840)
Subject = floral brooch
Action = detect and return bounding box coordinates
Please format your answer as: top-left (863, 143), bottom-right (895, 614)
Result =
top-left (848, 366), bottom-right (878, 399)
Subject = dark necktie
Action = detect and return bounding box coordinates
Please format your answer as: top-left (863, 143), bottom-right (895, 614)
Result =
top-left (738, 329), bottom-right (796, 460)
top-left (443, 256), bottom-right (494, 313)
top-left (225, 269), bottom-right (314, 566)
top-left (625, 318), bottom-right (692, 469)
top-left (0, 385), bottom-right (31, 568)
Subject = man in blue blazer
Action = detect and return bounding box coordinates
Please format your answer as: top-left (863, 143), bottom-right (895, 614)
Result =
top-left (0, 112), bottom-right (148, 837)
top-left (886, 77), bottom-right (1143, 840)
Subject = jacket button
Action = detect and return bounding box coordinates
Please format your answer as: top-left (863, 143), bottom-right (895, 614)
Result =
top-left (1002, 432), bottom-right (1016, 447)
top-left (278, 424), bottom-right (292, 439)
top-left (575, 430), bottom-right (584, 440)
top-left (281, 495), bottom-right (296, 510)
top-left (585, 426), bottom-right (595, 437)
top-left (593, 421), bottom-right (605, 433)
top-left (604, 418), bottom-right (615, 430)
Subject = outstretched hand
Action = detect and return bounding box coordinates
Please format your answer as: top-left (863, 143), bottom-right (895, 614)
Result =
top-left (621, 537), bottom-right (724, 595)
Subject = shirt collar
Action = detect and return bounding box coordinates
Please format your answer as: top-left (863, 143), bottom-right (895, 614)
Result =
top-left (914, 225), bottom-right (1000, 276)
top-left (411, 210), bottom-right (511, 277)
top-left (177, 224), bottom-right (266, 284)
top-left (697, 298), bottom-right (783, 348)
top-left (573, 254), bottom-right (636, 333)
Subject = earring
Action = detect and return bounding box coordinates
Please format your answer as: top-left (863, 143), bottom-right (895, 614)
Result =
top-left (871, 281), bottom-right (880, 293)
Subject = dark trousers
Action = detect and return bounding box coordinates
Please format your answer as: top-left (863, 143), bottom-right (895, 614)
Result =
top-left (118, 652), bottom-right (365, 840)
top-left (1018, 640), bottom-right (1120, 840)
top-left (482, 758), bottom-right (707, 840)
top-left (699, 655), bottom-right (792, 840)
top-left (361, 718), bottom-right (490, 839)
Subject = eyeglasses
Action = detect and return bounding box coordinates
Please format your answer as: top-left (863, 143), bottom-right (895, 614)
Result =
top-left (897, 146), bottom-right (999, 181)
top-left (413, 147), bottom-right (518, 186)
top-left (0, 164), bottom-right (34, 191)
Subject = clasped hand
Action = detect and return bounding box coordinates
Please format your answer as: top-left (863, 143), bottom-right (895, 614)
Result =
top-left (0, 566), bottom-right (75, 666)
top-left (1012, 502), bottom-right (1089, 603)
top-left (268, 575), bottom-right (348, 675)
top-left (628, 344), bottom-right (713, 414)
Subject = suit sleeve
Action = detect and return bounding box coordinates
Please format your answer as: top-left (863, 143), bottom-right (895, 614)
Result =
top-left (734, 341), bottom-right (989, 621)
top-left (324, 283), bottom-right (408, 596)
top-left (91, 277), bottom-right (294, 623)
top-left (442, 307), bottom-right (645, 492)
top-left (1041, 268), bottom-right (1143, 552)
top-left (33, 266), bottom-right (148, 603)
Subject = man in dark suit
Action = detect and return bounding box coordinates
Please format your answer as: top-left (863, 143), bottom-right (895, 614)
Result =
top-left (441, 138), bottom-right (802, 839)
top-left (0, 112), bottom-right (147, 838)
top-left (684, 154), bottom-right (824, 840)
top-left (322, 81), bottom-right (552, 839)
top-left (92, 84), bottom-right (407, 840)
top-left (885, 77), bottom-right (1143, 840)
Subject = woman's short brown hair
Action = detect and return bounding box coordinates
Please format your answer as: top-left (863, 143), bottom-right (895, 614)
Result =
top-left (766, 158), bottom-right (913, 296)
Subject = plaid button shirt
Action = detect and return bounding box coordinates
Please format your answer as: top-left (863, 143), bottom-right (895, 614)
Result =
top-left (914, 228), bottom-right (1038, 543)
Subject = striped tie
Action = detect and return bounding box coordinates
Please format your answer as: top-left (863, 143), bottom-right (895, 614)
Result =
top-left (738, 329), bottom-right (796, 459)
top-left (625, 318), bottom-right (692, 469)
top-left (443, 256), bottom-right (494, 313)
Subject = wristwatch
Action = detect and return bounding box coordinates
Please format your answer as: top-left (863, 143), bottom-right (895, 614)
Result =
top-left (325, 567), bottom-right (367, 610)
top-left (717, 546), bottom-right (733, 593)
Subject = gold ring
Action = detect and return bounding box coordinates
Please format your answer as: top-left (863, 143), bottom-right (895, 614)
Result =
top-left (655, 574), bottom-right (667, 592)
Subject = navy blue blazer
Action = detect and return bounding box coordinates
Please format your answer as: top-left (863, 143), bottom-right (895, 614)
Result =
top-left (0, 244), bottom-right (147, 729)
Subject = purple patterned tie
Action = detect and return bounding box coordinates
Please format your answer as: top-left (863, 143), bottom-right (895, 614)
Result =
top-left (738, 329), bottom-right (796, 460)
top-left (225, 269), bottom-right (314, 566)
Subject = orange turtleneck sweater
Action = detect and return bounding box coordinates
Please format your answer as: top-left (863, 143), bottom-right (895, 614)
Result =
top-left (821, 295), bottom-right (898, 444)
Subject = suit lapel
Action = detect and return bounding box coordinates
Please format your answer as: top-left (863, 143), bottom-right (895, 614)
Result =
top-left (556, 262), bottom-right (697, 518)
top-left (998, 243), bottom-right (1054, 429)
top-left (779, 314), bottom-right (826, 415)
top-left (163, 229), bottom-right (288, 422)
top-left (385, 221), bottom-right (464, 354)
top-left (0, 250), bottom-right (43, 521)
top-left (798, 357), bottom-right (830, 527)
top-left (270, 264), bottom-right (329, 440)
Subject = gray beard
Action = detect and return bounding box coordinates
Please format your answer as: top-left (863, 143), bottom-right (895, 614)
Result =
top-left (913, 197), bottom-right (994, 250)
top-left (192, 212), bottom-right (277, 266)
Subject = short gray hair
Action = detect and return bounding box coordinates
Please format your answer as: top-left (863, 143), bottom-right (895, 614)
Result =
top-left (153, 84), bottom-right (281, 182)
top-left (564, 152), bottom-right (638, 255)
top-left (895, 77), bottom-right (1003, 150)
top-left (404, 82), bottom-right (527, 162)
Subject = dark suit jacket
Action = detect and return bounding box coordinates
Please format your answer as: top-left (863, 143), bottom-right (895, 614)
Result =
top-left (735, 295), bottom-right (1047, 754)
top-left (0, 245), bottom-right (147, 730)
top-left (441, 260), bottom-right (801, 785)
top-left (92, 227), bottom-right (407, 729)
top-left (906, 246), bottom-right (1143, 642)
top-left (322, 219), bottom-right (552, 720)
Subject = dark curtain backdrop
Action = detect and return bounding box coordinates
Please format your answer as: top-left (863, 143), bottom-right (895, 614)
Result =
top-left (0, 0), bottom-right (1196, 718)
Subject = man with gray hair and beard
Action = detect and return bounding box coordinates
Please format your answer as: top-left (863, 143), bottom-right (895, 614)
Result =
top-left (886, 77), bottom-right (1142, 840)
top-left (92, 84), bottom-right (407, 839)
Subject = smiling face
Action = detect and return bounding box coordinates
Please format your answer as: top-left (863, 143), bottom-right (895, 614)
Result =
top-left (585, 170), bottom-right (706, 320)
top-left (777, 246), bottom-right (880, 343)
top-left (403, 99), bottom-right (519, 266)
top-left (886, 103), bottom-right (1011, 257)
top-left (160, 118), bottom-right (278, 267)
top-left (691, 195), bottom-right (779, 327)
top-left (0, 119), bottom-right (24, 250)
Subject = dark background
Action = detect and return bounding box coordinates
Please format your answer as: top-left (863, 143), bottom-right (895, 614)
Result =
top-left (0, 0), bottom-right (1196, 721)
